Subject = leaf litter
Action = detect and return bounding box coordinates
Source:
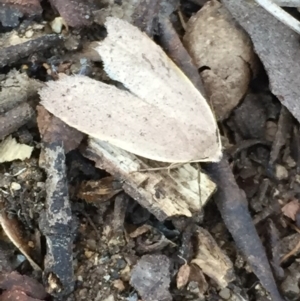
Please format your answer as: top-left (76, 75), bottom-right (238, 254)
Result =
top-left (1, 1), bottom-right (300, 301)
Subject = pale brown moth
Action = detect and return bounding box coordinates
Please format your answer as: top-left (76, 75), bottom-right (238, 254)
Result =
top-left (39, 17), bottom-right (222, 163)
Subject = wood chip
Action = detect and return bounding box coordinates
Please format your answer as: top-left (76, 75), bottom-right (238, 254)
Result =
top-left (0, 136), bottom-right (33, 163)
top-left (82, 138), bottom-right (216, 221)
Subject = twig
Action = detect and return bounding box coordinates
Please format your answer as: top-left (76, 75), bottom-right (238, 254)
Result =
top-left (0, 103), bottom-right (35, 140)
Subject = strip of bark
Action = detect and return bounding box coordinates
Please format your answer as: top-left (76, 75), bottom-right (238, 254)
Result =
top-left (38, 141), bottom-right (74, 297)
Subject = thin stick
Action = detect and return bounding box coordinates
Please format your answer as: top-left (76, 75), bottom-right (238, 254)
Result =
top-left (254, 0), bottom-right (300, 35)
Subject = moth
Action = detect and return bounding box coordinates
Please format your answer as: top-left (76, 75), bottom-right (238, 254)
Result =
top-left (39, 17), bottom-right (222, 163)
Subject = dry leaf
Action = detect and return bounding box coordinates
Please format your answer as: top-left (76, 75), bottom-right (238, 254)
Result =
top-left (281, 199), bottom-right (300, 221)
top-left (191, 226), bottom-right (235, 288)
top-left (176, 264), bottom-right (191, 289)
top-left (183, 0), bottom-right (257, 120)
top-left (39, 17), bottom-right (222, 163)
top-left (0, 136), bottom-right (33, 163)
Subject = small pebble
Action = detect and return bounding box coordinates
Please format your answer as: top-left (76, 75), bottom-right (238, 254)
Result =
top-left (275, 164), bottom-right (289, 180)
top-left (25, 30), bottom-right (34, 38)
top-left (10, 182), bottom-right (21, 191)
top-left (113, 279), bottom-right (125, 292)
top-left (219, 288), bottom-right (231, 300)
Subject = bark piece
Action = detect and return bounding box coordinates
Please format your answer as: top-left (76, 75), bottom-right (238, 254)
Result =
top-left (222, 0), bottom-right (300, 124)
top-left (82, 138), bottom-right (216, 221)
top-left (191, 226), bottom-right (235, 288)
top-left (183, 0), bottom-right (258, 120)
top-left (38, 142), bottom-right (75, 297)
top-left (0, 69), bottom-right (44, 113)
top-left (0, 103), bottom-right (35, 140)
top-left (130, 254), bottom-right (171, 301)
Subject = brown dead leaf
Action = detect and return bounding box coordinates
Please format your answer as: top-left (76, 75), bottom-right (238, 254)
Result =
top-left (130, 254), bottom-right (171, 301)
top-left (183, 0), bottom-right (258, 120)
top-left (176, 264), bottom-right (191, 289)
top-left (0, 0), bottom-right (42, 27)
top-left (77, 177), bottom-right (123, 203)
top-left (37, 105), bottom-right (84, 153)
top-left (281, 199), bottom-right (300, 221)
top-left (191, 226), bottom-right (235, 288)
top-left (49, 0), bottom-right (93, 28)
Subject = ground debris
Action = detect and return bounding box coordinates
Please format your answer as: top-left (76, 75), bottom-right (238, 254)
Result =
top-left (183, 0), bottom-right (258, 120)
top-left (0, 271), bottom-right (47, 300)
top-left (130, 254), bottom-right (171, 301)
top-left (230, 93), bottom-right (269, 140)
top-left (38, 117), bottom-right (75, 297)
top-left (49, 0), bottom-right (93, 28)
